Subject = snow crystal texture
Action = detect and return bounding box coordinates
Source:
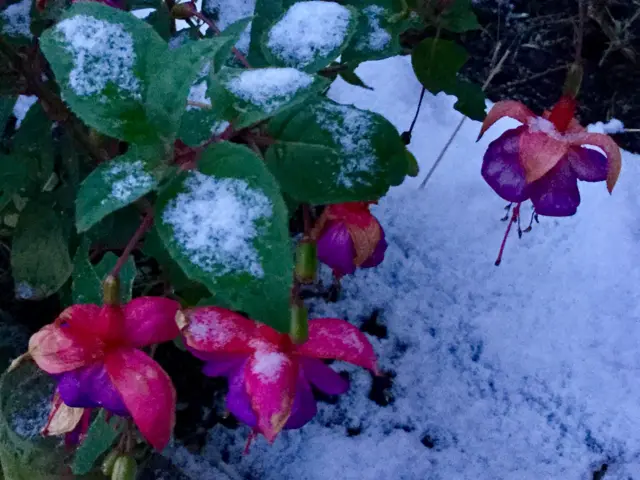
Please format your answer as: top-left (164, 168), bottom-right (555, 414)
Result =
top-left (1, 0), bottom-right (32, 39)
top-left (162, 172), bottom-right (272, 278)
top-left (55, 15), bottom-right (140, 98)
top-left (226, 68), bottom-right (313, 114)
top-left (168, 56), bottom-right (640, 480)
top-left (356, 5), bottom-right (390, 52)
top-left (102, 160), bottom-right (154, 202)
top-left (204, 0), bottom-right (255, 52)
top-left (267, 1), bottom-right (351, 68)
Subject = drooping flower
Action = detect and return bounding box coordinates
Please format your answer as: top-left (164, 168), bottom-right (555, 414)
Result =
top-left (177, 307), bottom-right (378, 442)
top-left (311, 202), bottom-right (388, 278)
top-left (28, 297), bottom-right (180, 450)
top-left (478, 96), bottom-right (622, 217)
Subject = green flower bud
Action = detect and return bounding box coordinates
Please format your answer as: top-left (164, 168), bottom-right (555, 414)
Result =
top-left (101, 450), bottom-right (119, 477)
top-left (290, 302), bottom-right (309, 345)
top-left (295, 239), bottom-right (317, 284)
top-left (102, 275), bottom-right (120, 306)
top-left (111, 455), bottom-right (137, 480)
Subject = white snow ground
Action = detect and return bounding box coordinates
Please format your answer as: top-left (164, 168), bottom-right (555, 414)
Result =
top-left (167, 55), bottom-right (640, 479)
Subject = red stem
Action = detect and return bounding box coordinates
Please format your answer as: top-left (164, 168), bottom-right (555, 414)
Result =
top-left (109, 211), bottom-right (154, 278)
top-left (494, 203), bottom-right (520, 266)
top-left (193, 12), bottom-right (252, 69)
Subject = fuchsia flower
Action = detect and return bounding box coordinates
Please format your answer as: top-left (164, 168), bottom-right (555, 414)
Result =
top-left (312, 202), bottom-right (388, 278)
top-left (177, 307), bottom-right (378, 442)
top-left (28, 298), bottom-right (180, 450)
top-left (478, 96), bottom-right (622, 217)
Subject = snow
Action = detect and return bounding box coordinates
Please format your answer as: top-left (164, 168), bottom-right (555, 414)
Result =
top-left (14, 282), bottom-right (35, 300)
top-left (315, 102), bottom-right (375, 188)
top-left (527, 115), bottom-right (562, 139)
top-left (162, 173), bottom-right (272, 278)
top-left (355, 5), bottom-right (390, 52)
top-left (187, 80), bottom-right (211, 111)
top-left (588, 118), bottom-right (625, 135)
top-left (266, 1), bottom-right (352, 68)
top-left (55, 15), bottom-right (140, 99)
top-left (102, 160), bottom-right (154, 202)
top-left (251, 351), bottom-right (288, 383)
top-left (169, 55), bottom-right (640, 479)
top-left (10, 397), bottom-right (49, 438)
top-left (1, 0), bottom-right (32, 39)
top-left (12, 95), bottom-right (37, 128)
top-left (204, 0), bottom-right (255, 52)
top-left (226, 68), bottom-right (314, 114)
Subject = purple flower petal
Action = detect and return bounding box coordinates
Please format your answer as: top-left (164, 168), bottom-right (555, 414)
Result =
top-left (193, 350), bottom-right (249, 378)
top-left (568, 147), bottom-right (608, 182)
top-left (360, 229), bottom-right (387, 268)
top-left (284, 372), bottom-right (317, 430)
top-left (317, 221), bottom-right (357, 277)
top-left (56, 363), bottom-right (128, 416)
top-left (529, 158), bottom-right (580, 217)
top-left (300, 357), bottom-right (349, 395)
top-left (226, 362), bottom-right (258, 428)
top-left (481, 126), bottom-right (530, 202)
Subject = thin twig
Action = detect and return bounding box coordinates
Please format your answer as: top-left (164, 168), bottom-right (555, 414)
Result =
top-left (108, 211), bottom-right (154, 278)
top-left (186, 100), bottom-right (212, 110)
top-left (193, 12), bottom-right (252, 68)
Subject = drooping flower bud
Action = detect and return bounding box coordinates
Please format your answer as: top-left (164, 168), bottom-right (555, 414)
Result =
top-left (102, 275), bottom-right (120, 306)
top-left (171, 1), bottom-right (197, 19)
top-left (295, 238), bottom-right (317, 284)
top-left (111, 455), bottom-right (137, 480)
top-left (289, 302), bottom-right (308, 345)
top-left (101, 450), bottom-right (119, 477)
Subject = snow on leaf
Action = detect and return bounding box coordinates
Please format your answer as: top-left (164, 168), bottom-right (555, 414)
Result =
top-left (355, 5), bottom-right (390, 52)
top-left (1, 0), bottom-right (32, 39)
top-left (314, 102), bottom-right (375, 188)
top-left (225, 68), bottom-right (314, 114)
top-left (204, 0), bottom-right (255, 52)
top-left (187, 80), bottom-right (211, 111)
top-left (266, 1), bottom-right (352, 69)
top-left (55, 15), bottom-right (141, 98)
top-left (162, 172), bottom-right (273, 278)
top-left (102, 160), bottom-right (154, 202)
top-left (12, 95), bottom-right (37, 128)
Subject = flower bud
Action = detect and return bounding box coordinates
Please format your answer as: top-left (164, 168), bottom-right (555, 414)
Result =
top-left (171, 1), bottom-right (197, 19)
top-left (102, 275), bottom-right (120, 306)
top-left (295, 239), bottom-right (317, 284)
top-left (289, 303), bottom-right (308, 345)
top-left (111, 455), bottom-right (137, 480)
top-left (101, 450), bottom-right (119, 477)
top-left (563, 62), bottom-right (583, 99)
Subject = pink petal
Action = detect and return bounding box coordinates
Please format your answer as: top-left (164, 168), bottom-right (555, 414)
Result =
top-left (122, 297), bottom-right (181, 347)
top-left (529, 159), bottom-right (580, 217)
top-left (567, 147), bottom-right (607, 182)
top-left (179, 307), bottom-right (267, 355)
top-left (478, 100), bottom-right (535, 140)
top-left (296, 319), bottom-right (377, 372)
top-left (300, 357), bottom-right (349, 395)
top-left (481, 126), bottom-right (530, 202)
top-left (567, 132), bottom-right (622, 193)
top-left (29, 324), bottom-right (104, 374)
top-left (104, 348), bottom-right (176, 451)
top-left (519, 131), bottom-right (569, 183)
top-left (61, 304), bottom-right (126, 344)
top-left (245, 350), bottom-right (297, 442)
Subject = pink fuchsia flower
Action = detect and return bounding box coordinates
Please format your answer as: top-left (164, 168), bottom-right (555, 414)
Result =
top-left (478, 96), bottom-right (622, 217)
top-left (28, 297), bottom-right (180, 451)
top-left (177, 307), bottom-right (378, 442)
top-left (312, 202), bottom-right (388, 278)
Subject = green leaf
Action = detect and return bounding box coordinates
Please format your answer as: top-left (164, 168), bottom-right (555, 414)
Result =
top-left (86, 204), bottom-right (143, 249)
top-left (11, 201), bottom-right (73, 300)
top-left (145, 3), bottom-right (172, 40)
top-left (142, 226), bottom-right (194, 291)
top-left (411, 37), bottom-right (468, 92)
top-left (247, 0), bottom-right (285, 67)
top-left (450, 79), bottom-right (486, 121)
top-left (75, 144), bottom-right (166, 233)
top-left (266, 98), bottom-right (408, 204)
top-left (39, 2), bottom-right (166, 142)
top-left (0, 96), bottom-right (16, 132)
top-left (156, 141), bottom-right (292, 332)
top-left (71, 411), bottom-right (124, 475)
top-left (440, 0), bottom-right (480, 33)
top-left (211, 66), bottom-right (329, 128)
top-left (339, 68), bottom-right (372, 90)
top-left (261, 2), bottom-right (359, 72)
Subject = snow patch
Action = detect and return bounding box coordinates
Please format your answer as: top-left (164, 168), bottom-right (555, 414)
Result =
top-left (211, 120), bottom-right (229, 135)
top-left (204, 0), bottom-right (255, 52)
top-left (588, 118), bottom-right (625, 135)
top-left (14, 282), bottom-right (35, 300)
top-left (10, 397), bottom-right (49, 438)
top-left (1, 0), bottom-right (32, 39)
top-left (162, 173), bottom-right (272, 277)
top-left (266, 1), bottom-right (352, 68)
top-left (355, 5), bottom-right (390, 52)
top-left (226, 68), bottom-right (314, 113)
top-left (12, 95), bottom-right (37, 128)
top-left (251, 351), bottom-right (288, 383)
top-left (55, 15), bottom-right (140, 98)
top-left (102, 160), bottom-right (154, 202)
top-left (315, 102), bottom-right (375, 187)
top-left (187, 80), bottom-right (211, 111)
top-left (526, 115), bottom-right (562, 139)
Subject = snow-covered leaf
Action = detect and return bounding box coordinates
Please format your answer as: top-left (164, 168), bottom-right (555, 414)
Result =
top-left (261, 1), bottom-right (359, 72)
top-left (11, 201), bottom-right (72, 300)
top-left (266, 98), bottom-right (408, 203)
top-left (202, 0), bottom-right (256, 53)
top-left (156, 142), bottom-right (292, 332)
top-left (75, 144), bottom-right (166, 233)
top-left (211, 66), bottom-right (329, 128)
top-left (0, 0), bottom-right (33, 44)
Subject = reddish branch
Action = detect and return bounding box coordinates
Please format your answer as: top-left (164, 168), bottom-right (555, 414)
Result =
top-left (109, 210), bottom-right (154, 278)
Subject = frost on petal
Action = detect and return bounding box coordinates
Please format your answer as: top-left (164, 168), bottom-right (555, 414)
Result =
top-left (1, 0), bottom-right (32, 39)
top-left (105, 348), bottom-right (176, 451)
top-left (567, 132), bottom-right (622, 193)
top-left (245, 351), bottom-right (297, 442)
top-left (296, 318), bottom-right (377, 372)
top-left (478, 100), bottom-right (535, 140)
top-left (529, 159), bottom-right (580, 217)
top-left (122, 297), bottom-right (180, 347)
top-left (55, 15), bottom-right (141, 99)
top-left (266, 1), bottom-right (352, 69)
top-left (179, 307), bottom-right (261, 355)
top-left (162, 172), bottom-right (273, 278)
top-left (226, 68), bottom-right (314, 114)
top-left (481, 127), bottom-right (530, 203)
top-left (567, 147), bottom-right (607, 182)
top-left (315, 102), bottom-right (376, 188)
top-left (29, 324), bottom-right (103, 374)
top-left (518, 130), bottom-right (568, 183)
